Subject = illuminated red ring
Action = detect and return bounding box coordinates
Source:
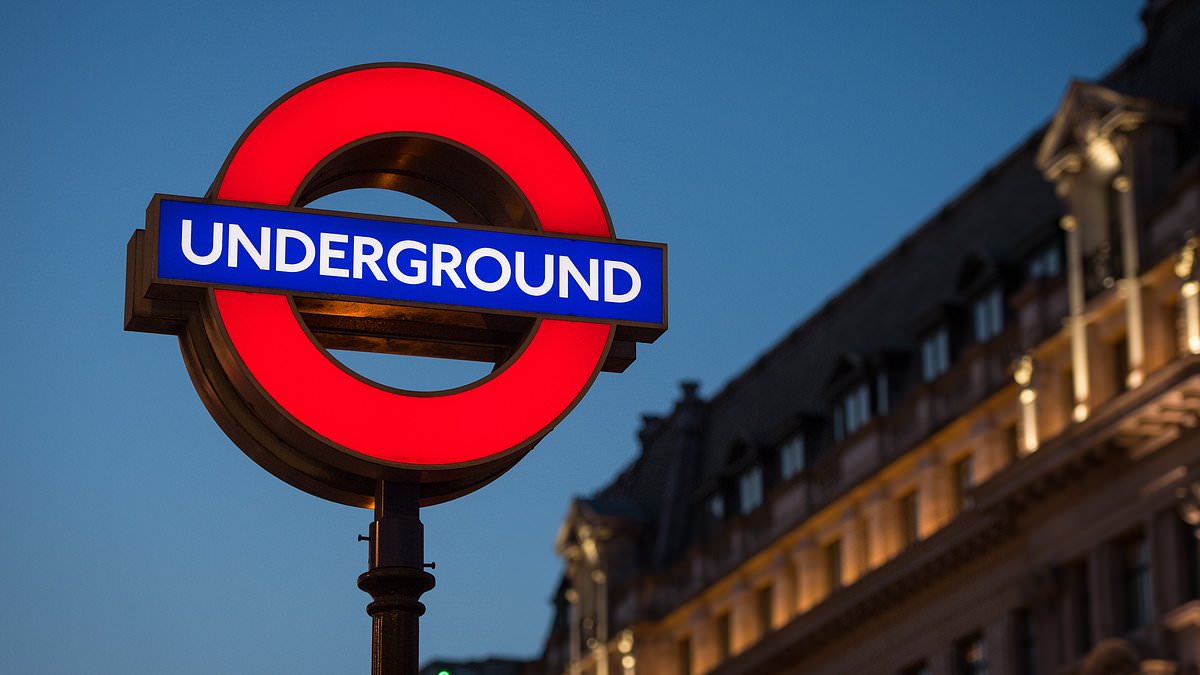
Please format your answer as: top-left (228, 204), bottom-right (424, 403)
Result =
top-left (211, 65), bottom-right (613, 466)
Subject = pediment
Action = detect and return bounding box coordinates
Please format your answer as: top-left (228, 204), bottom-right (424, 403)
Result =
top-left (1036, 80), bottom-right (1185, 178)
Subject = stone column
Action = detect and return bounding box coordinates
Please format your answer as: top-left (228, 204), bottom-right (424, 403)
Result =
top-left (917, 455), bottom-right (945, 537)
top-left (792, 539), bottom-right (820, 611)
top-left (865, 489), bottom-right (894, 568)
top-left (841, 508), bottom-right (868, 585)
top-left (768, 553), bottom-right (794, 629)
top-left (728, 579), bottom-right (752, 656)
top-left (1113, 168), bottom-right (1146, 389)
top-left (1062, 214), bottom-right (1092, 422)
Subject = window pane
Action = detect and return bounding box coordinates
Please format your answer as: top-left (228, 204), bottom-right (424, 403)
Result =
top-left (1119, 532), bottom-right (1152, 630)
top-left (972, 288), bottom-right (1004, 342)
top-left (739, 465), bottom-right (763, 514)
top-left (708, 494), bottom-right (725, 520)
top-left (824, 539), bottom-right (843, 593)
top-left (780, 436), bottom-right (805, 480)
top-left (1014, 608), bottom-right (1037, 675)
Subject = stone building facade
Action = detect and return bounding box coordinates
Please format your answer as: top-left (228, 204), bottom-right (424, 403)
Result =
top-left (541, 2), bottom-right (1200, 674)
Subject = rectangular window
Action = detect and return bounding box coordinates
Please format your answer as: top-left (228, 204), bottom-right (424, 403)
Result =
top-left (1118, 531), bottom-right (1152, 631)
top-left (921, 327), bottom-right (951, 382)
top-left (708, 493), bottom-right (725, 521)
top-left (1028, 241), bottom-right (1062, 280)
top-left (951, 455), bottom-right (973, 515)
top-left (898, 490), bottom-right (920, 547)
top-left (837, 382), bottom-right (871, 440)
top-left (1066, 559), bottom-right (1092, 655)
top-left (823, 538), bottom-right (843, 594)
top-left (756, 584), bottom-right (774, 637)
top-left (780, 435), bottom-right (805, 480)
top-left (677, 636), bottom-right (692, 675)
top-left (739, 465), bottom-right (764, 514)
top-left (1004, 423), bottom-right (1020, 462)
top-left (972, 287), bottom-right (1004, 343)
top-left (1014, 608), bottom-right (1037, 675)
top-left (1112, 337), bottom-right (1129, 394)
top-left (714, 611), bottom-right (731, 663)
top-left (1182, 518), bottom-right (1200, 601)
top-left (954, 632), bottom-right (988, 675)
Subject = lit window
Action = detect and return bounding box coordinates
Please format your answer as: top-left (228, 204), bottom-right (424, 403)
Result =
top-left (738, 465), bottom-right (763, 514)
top-left (921, 327), bottom-right (951, 382)
top-left (780, 435), bottom-right (805, 480)
top-left (972, 287), bottom-right (1004, 342)
top-left (836, 383), bottom-right (871, 440)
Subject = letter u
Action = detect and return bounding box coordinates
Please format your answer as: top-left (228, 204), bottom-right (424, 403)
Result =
top-left (181, 219), bottom-right (223, 265)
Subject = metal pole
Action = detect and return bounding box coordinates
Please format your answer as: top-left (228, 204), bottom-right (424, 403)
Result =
top-left (357, 481), bottom-right (435, 675)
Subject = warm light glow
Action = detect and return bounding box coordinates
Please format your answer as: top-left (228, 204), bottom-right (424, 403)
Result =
top-left (1019, 386), bottom-right (1039, 454)
top-left (617, 630), bottom-right (634, 654)
top-left (1176, 240), bottom-right (1196, 279)
top-left (622, 655), bottom-right (636, 669)
top-left (1013, 355), bottom-right (1033, 387)
top-left (1126, 369), bottom-right (1144, 388)
top-left (1185, 281), bottom-right (1200, 354)
top-left (1085, 137), bottom-right (1121, 173)
top-left (1073, 403), bottom-right (1089, 422)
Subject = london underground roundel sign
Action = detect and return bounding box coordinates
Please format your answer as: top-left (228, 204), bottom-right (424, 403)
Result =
top-left (125, 64), bottom-right (666, 507)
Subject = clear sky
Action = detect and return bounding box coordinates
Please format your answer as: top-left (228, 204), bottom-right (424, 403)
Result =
top-left (1, 1), bottom-right (1145, 672)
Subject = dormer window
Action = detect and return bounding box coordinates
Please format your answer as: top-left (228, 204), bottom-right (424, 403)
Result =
top-left (834, 382), bottom-right (871, 441)
top-left (708, 493), bottom-right (726, 520)
top-left (738, 465), bottom-right (763, 514)
top-left (779, 435), bottom-right (805, 480)
top-left (971, 287), bottom-right (1004, 342)
top-left (1028, 241), bottom-right (1062, 280)
top-left (921, 326), bottom-right (950, 382)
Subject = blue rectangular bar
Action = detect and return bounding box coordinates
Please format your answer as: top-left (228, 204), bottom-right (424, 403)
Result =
top-left (153, 197), bottom-right (666, 327)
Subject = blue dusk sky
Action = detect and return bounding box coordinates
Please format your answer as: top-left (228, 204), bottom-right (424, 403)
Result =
top-left (1, 1), bottom-right (1144, 673)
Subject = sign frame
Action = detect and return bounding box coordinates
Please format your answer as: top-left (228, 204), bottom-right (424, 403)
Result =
top-left (125, 63), bottom-right (668, 507)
